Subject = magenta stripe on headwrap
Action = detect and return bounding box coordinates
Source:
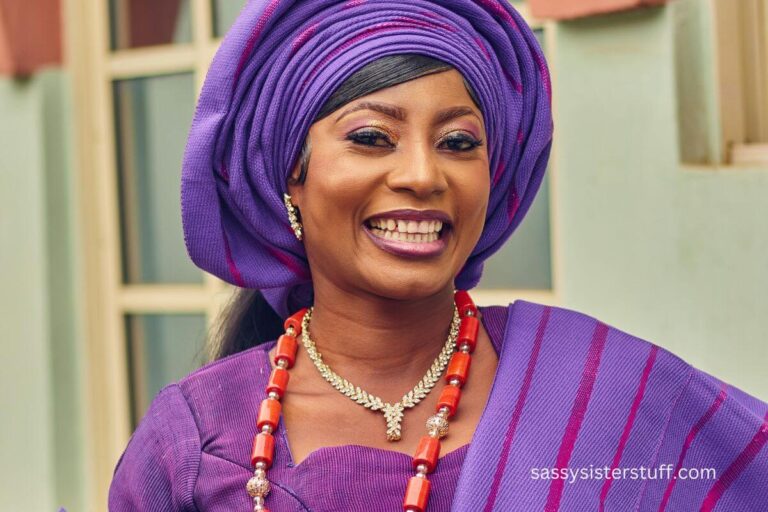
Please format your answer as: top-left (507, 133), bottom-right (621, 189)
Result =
top-left (181, 0), bottom-right (553, 318)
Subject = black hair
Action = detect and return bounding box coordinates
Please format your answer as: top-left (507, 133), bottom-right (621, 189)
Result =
top-left (208, 54), bottom-right (479, 361)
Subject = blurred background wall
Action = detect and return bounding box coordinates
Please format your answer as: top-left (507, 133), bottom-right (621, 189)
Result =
top-left (1, 0), bottom-right (766, 509)
top-left (1, 1), bottom-right (84, 510)
top-left (552, 1), bottom-right (768, 408)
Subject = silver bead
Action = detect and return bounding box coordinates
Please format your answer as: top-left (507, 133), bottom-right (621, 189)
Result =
top-left (255, 461), bottom-right (267, 470)
top-left (268, 391), bottom-right (280, 400)
top-left (286, 326), bottom-right (295, 336)
top-left (246, 475), bottom-right (271, 497)
top-left (261, 424), bottom-right (273, 434)
top-left (426, 414), bottom-right (449, 439)
top-left (277, 359), bottom-right (288, 369)
top-left (416, 463), bottom-right (428, 477)
top-left (438, 406), bottom-right (450, 417)
top-left (459, 343), bottom-right (471, 353)
top-left (449, 378), bottom-right (461, 387)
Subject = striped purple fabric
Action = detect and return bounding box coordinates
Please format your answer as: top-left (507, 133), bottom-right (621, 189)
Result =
top-left (598, 345), bottom-right (658, 511)
top-left (109, 301), bottom-right (768, 511)
top-left (180, 0), bottom-right (554, 319)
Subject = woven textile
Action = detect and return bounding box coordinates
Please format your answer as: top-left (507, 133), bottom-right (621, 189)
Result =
top-left (109, 302), bottom-right (768, 510)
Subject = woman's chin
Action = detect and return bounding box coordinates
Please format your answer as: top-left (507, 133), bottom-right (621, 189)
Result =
top-left (356, 267), bottom-right (455, 301)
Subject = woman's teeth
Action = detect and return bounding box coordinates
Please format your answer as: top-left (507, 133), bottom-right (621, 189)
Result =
top-left (367, 218), bottom-right (444, 243)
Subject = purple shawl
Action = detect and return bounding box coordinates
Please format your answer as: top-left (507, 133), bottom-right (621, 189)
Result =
top-left (180, 0), bottom-right (554, 318)
top-left (109, 302), bottom-right (768, 510)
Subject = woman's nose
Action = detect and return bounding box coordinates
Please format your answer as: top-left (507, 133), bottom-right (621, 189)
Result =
top-left (385, 141), bottom-right (448, 199)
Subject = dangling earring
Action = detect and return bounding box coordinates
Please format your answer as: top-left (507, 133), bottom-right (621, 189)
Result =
top-left (283, 193), bottom-right (303, 241)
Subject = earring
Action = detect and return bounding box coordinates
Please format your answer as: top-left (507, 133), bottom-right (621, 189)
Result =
top-left (283, 193), bottom-right (303, 241)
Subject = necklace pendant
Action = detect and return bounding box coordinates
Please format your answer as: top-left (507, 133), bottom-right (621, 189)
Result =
top-left (383, 403), bottom-right (405, 441)
top-left (300, 305), bottom-right (461, 443)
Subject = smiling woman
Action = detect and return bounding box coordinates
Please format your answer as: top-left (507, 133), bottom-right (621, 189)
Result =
top-left (108, 1), bottom-right (768, 511)
top-left (287, 61), bottom-right (489, 302)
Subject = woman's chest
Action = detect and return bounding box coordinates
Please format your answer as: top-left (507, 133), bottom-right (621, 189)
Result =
top-left (192, 441), bottom-right (467, 512)
top-left (272, 323), bottom-right (499, 468)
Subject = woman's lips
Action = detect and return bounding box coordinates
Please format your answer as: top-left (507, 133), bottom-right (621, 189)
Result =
top-left (362, 223), bottom-right (449, 258)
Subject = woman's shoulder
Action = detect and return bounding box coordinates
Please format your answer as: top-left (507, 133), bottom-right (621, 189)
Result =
top-left (493, 298), bottom-right (767, 438)
top-left (501, 299), bottom-right (765, 401)
top-left (175, 343), bottom-right (274, 433)
top-left (468, 300), bottom-right (768, 510)
top-left (178, 342), bottom-right (273, 390)
top-left (109, 382), bottom-right (201, 509)
top-left (109, 345), bottom-right (276, 508)
top-left (498, 298), bottom-right (691, 372)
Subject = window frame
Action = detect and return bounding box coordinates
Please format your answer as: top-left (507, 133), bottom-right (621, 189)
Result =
top-left (714, 0), bottom-right (768, 165)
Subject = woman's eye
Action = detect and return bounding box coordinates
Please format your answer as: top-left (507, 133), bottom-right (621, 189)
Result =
top-left (347, 129), bottom-right (393, 148)
top-left (440, 134), bottom-right (483, 152)
top-left (346, 129), bottom-right (482, 152)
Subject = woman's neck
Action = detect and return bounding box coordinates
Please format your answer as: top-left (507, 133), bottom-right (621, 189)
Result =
top-left (304, 280), bottom-right (458, 397)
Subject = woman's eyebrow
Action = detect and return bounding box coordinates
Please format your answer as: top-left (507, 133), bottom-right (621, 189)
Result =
top-left (335, 102), bottom-right (406, 123)
top-left (334, 101), bottom-right (480, 124)
top-left (432, 106), bottom-right (480, 125)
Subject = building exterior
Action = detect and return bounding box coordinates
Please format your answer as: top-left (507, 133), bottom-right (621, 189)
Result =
top-left (1, 0), bottom-right (766, 509)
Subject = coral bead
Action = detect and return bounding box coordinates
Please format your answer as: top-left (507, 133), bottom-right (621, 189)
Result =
top-left (403, 476), bottom-right (431, 512)
top-left (454, 290), bottom-right (477, 317)
top-left (283, 308), bottom-right (308, 335)
top-left (250, 432), bottom-right (275, 468)
top-left (266, 368), bottom-right (290, 398)
top-left (457, 315), bottom-right (479, 352)
top-left (274, 334), bottom-right (298, 368)
top-left (446, 352), bottom-right (471, 386)
top-left (437, 385), bottom-right (461, 418)
top-left (257, 398), bottom-right (281, 431)
top-left (412, 435), bottom-right (441, 473)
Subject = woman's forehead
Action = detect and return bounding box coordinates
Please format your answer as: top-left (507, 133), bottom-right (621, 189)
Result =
top-left (324, 71), bottom-right (484, 124)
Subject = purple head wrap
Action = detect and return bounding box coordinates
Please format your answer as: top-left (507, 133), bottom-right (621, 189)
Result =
top-left (181, 0), bottom-right (553, 319)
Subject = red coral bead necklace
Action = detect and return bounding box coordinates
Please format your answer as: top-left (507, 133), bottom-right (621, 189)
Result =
top-left (246, 290), bottom-right (479, 511)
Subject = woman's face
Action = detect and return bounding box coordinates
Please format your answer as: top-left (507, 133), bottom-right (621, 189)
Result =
top-left (288, 68), bottom-right (489, 301)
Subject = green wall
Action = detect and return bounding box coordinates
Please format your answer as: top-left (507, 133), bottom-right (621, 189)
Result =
top-left (552, 4), bottom-right (768, 400)
top-left (0, 70), bottom-right (85, 510)
top-left (1, 2), bottom-right (766, 509)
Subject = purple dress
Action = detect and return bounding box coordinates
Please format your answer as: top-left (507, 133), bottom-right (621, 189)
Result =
top-left (109, 302), bottom-right (768, 511)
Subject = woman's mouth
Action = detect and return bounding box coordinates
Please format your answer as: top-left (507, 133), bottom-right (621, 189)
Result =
top-left (368, 218), bottom-right (443, 242)
top-left (362, 215), bottom-right (451, 258)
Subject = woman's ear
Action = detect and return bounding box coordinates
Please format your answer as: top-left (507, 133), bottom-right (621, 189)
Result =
top-left (287, 137), bottom-right (310, 205)
top-left (287, 161), bottom-right (304, 214)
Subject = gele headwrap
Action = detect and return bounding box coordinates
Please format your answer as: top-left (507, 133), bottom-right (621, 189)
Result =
top-left (181, 0), bottom-right (554, 318)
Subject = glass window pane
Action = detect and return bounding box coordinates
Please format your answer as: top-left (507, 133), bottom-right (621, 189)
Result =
top-left (126, 314), bottom-right (207, 426)
top-left (212, 0), bottom-right (246, 37)
top-left (113, 73), bottom-right (202, 284)
top-left (110, 0), bottom-right (192, 50)
top-left (479, 172), bottom-right (552, 290)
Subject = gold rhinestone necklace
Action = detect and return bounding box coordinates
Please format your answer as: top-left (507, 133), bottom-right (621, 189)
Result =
top-left (300, 305), bottom-right (460, 441)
